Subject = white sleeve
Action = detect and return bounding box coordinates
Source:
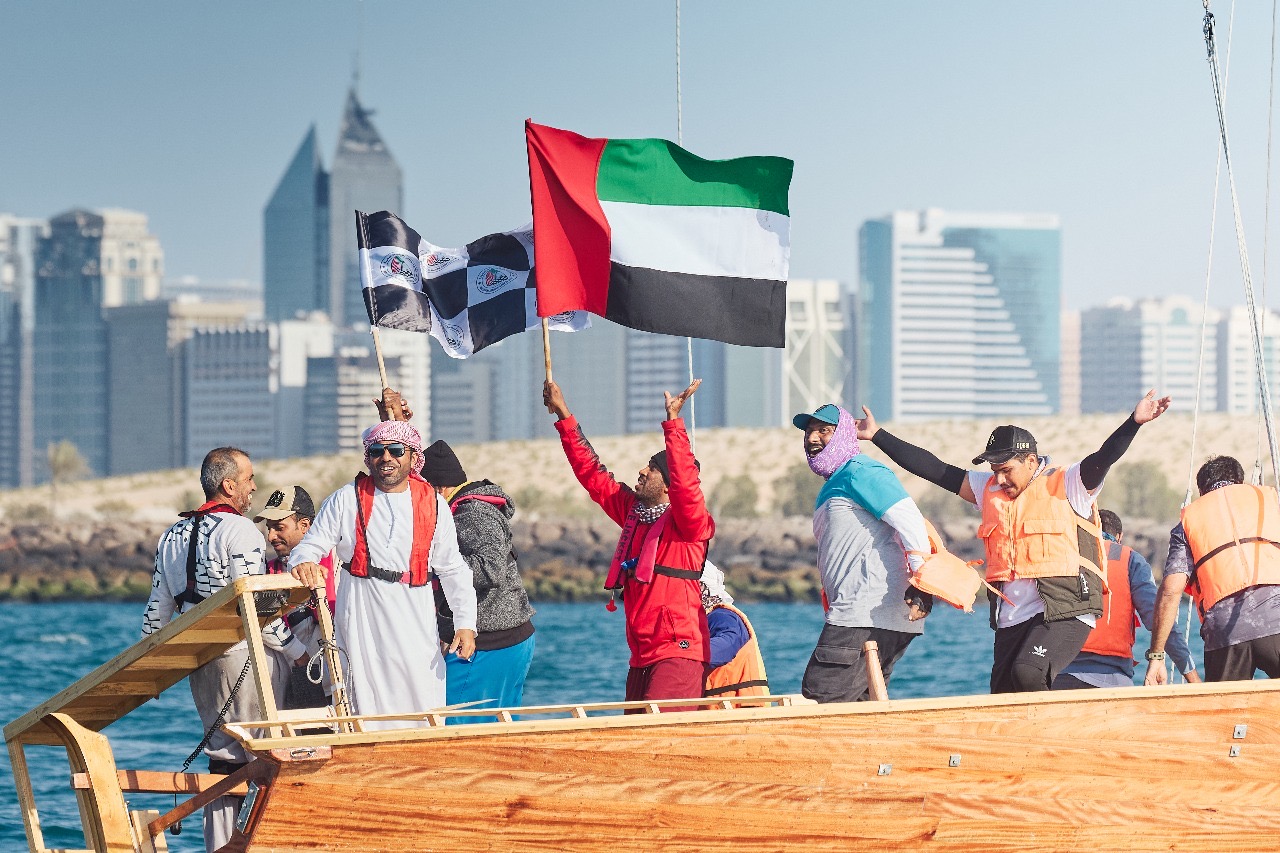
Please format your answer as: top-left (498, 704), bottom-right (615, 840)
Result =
top-left (140, 545), bottom-right (175, 637)
top-left (228, 518), bottom-right (268, 580)
top-left (881, 496), bottom-right (930, 572)
top-left (289, 486), bottom-right (351, 569)
top-left (1063, 462), bottom-right (1098, 518)
top-left (430, 498), bottom-right (477, 632)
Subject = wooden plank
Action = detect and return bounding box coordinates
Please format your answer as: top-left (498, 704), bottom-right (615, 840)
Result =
top-left (71, 770), bottom-right (249, 796)
top-left (239, 590), bottom-right (279, 727)
top-left (8, 738), bottom-right (46, 853)
top-left (44, 713), bottom-right (137, 853)
top-left (131, 809), bottom-right (168, 853)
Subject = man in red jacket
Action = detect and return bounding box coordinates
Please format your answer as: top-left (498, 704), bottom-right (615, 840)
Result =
top-left (544, 378), bottom-right (713, 707)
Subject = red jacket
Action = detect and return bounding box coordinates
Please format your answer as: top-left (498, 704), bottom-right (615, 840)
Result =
top-left (556, 415), bottom-right (713, 667)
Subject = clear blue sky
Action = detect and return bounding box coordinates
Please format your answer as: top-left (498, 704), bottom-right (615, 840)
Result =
top-left (2, 1), bottom-right (1277, 309)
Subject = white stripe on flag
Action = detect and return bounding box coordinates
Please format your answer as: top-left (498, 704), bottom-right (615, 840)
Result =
top-left (359, 247), bottom-right (425, 292)
top-left (600, 201), bottom-right (790, 281)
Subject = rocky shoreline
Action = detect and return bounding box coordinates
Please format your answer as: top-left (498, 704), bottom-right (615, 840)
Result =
top-left (0, 516), bottom-right (1178, 604)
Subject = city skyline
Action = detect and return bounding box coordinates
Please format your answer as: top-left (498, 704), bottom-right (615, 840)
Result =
top-left (4, 3), bottom-right (1280, 312)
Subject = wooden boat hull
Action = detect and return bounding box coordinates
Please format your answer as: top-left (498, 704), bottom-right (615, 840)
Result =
top-left (230, 680), bottom-right (1280, 852)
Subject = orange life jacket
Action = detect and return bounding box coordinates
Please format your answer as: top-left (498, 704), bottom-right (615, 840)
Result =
top-left (907, 519), bottom-right (988, 612)
top-left (977, 467), bottom-right (1107, 588)
top-left (704, 603), bottom-right (769, 698)
top-left (1080, 542), bottom-right (1139, 659)
top-left (346, 473), bottom-right (437, 586)
top-left (1181, 483), bottom-right (1280, 618)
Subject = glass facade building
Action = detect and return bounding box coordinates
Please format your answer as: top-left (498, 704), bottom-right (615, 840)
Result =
top-left (860, 209), bottom-right (1061, 420)
top-left (264, 126), bottom-right (329, 322)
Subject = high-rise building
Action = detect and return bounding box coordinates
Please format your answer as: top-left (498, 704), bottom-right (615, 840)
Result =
top-left (0, 215), bottom-right (47, 487)
top-left (860, 209), bottom-right (1061, 420)
top-left (183, 324), bottom-right (276, 466)
top-left (264, 126), bottom-right (329, 322)
top-left (105, 298), bottom-right (257, 475)
top-left (275, 314), bottom-right (336, 458)
top-left (1217, 305), bottom-right (1280, 415)
top-left (1060, 309), bottom-right (1081, 417)
top-left (305, 346), bottom-right (403, 456)
top-left (625, 332), bottom-right (690, 433)
top-left (782, 279), bottom-right (850, 424)
top-left (34, 209), bottom-right (163, 478)
top-left (328, 89), bottom-right (403, 328)
top-left (1080, 296), bottom-right (1219, 414)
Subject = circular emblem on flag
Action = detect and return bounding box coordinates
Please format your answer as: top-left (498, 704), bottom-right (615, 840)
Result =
top-left (551, 311), bottom-right (574, 324)
top-left (423, 252), bottom-right (455, 270)
top-left (379, 252), bottom-right (419, 284)
top-left (443, 322), bottom-right (466, 349)
top-left (476, 267), bottom-right (514, 295)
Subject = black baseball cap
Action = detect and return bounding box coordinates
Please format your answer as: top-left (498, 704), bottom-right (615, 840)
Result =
top-left (972, 425), bottom-right (1038, 465)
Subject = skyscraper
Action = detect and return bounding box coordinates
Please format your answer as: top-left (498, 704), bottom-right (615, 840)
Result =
top-left (860, 209), bottom-right (1061, 420)
top-left (1217, 305), bottom-right (1280, 415)
top-left (263, 126), bottom-right (329, 321)
top-left (34, 209), bottom-right (163, 478)
top-left (328, 89), bottom-right (403, 328)
top-left (0, 215), bottom-right (47, 487)
top-left (1079, 296), bottom-right (1219, 414)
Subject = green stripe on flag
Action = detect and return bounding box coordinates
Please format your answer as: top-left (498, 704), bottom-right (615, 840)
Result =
top-left (597, 138), bottom-right (792, 216)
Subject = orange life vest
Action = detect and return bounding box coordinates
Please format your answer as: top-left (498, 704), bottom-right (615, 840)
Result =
top-left (1181, 483), bottom-right (1280, 618)
top-left (977, 467), bottom-right (1106, 588)
top-left (704, 603), bottom-right (769, 698)
top-left (908, 519), bottom-right (987, 612)
top-left (346, 473), bottom-right (437, 586)
top-left (1080, 542), bottom-right (1138, 659)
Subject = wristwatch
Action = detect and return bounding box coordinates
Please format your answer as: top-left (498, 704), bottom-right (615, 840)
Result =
top-left (1145, 650), bottom-right (1166, 661)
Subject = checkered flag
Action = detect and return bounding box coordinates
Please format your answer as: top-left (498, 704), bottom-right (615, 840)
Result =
top-left (355, 210), bottom-right (588, 358)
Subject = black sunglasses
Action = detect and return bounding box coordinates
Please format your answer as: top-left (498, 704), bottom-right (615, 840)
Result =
top-left (365, 442), bottom-right (408, 458)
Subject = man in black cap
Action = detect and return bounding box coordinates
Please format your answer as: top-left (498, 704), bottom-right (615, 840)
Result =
top-left (855, 391), bottom-right (1170, 693)
top-left (420, 440), bottom-right (535, 721)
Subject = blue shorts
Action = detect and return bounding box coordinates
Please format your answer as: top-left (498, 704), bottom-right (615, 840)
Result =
top-left (444, 633), bottom-right (536, 724)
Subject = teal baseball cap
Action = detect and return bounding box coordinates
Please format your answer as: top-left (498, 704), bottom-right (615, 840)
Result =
top-left (792, 403), bottom-right (841, 431)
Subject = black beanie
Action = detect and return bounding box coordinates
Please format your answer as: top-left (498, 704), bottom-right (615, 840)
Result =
top-left (421, 440), bottom-right (467, 487)
top-left (648, 450), bottom-right (700, 486)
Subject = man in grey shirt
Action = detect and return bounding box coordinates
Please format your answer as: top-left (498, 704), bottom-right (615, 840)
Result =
top-left (796, 404), bottom-right (931, 703)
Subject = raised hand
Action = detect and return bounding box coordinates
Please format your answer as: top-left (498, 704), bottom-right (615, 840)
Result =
top-left (664, 379), bottom-right (701, 421)
top-left (373, 388), bottom-right (413, 422)
top-left (1133, 389), bottom-right (1172, 425)
top-left (855, 405), bottom-right (879, 441)
top-left (543, 379), bottom-right (570, 420)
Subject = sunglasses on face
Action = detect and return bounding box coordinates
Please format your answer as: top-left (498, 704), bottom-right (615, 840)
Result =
top-left (365, 442), bottom-right (408, 458)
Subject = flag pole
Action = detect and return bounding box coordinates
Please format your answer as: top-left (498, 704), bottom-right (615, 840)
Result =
top-left (541, 318), bottom-right (554, 383)
top-left (370, 325), bottom-right (391, 390)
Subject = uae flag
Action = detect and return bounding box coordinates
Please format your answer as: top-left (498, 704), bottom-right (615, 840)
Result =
top-left (526, 120), bottom-right (793, 348)
top-left (356, 210), bottom-right (587, 359)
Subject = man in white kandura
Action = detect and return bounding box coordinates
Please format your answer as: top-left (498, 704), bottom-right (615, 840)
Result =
top-left (289, 419), bottom-right (477, 729)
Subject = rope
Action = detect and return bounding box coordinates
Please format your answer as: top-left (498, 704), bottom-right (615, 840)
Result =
top-left (171, 655), bottom-right (253, 835)
top-left (1257, 0), bottom-right (1279, 482)
top-left (1204, 5), bottom-right (1280, 501)
top-left (675, 0), bottom-right (696, 447)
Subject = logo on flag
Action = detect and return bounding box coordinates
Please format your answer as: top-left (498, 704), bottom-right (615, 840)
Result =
top-left (380, 253), bottom-right (419, 284)
top-left (477, 267), bottom-right (514, 295)
top-left (423, 252), bottom-right (455, 270)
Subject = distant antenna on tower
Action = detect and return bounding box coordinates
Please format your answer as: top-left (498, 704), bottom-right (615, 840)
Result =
top-left (353, 0), bottom-right (365, 95)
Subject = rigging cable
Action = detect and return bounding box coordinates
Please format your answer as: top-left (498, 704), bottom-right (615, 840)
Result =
top-left (1256, 0), bottom-right (1279, 482)
top-left (676, 0), bottom-right (696, 448)
top-left (1202, 2), bottom-right (1280, 501)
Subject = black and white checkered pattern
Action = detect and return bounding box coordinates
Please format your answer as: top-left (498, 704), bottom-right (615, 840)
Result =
top-left (356, 210), bottom-right (587, 358)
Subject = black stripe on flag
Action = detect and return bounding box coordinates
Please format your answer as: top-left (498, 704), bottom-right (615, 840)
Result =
top-left (422, 268), bottom-right (470, 319)
top-left (465, 232), bottom-right (531, 271)
top-left (357, 210), bottom-right (423, 254)
top-left (603, 263), bottom-right (786, 348)
top-left (364, 284), bottom-right (432, 334)
top-left (467, 289), bottom-right (529, 352)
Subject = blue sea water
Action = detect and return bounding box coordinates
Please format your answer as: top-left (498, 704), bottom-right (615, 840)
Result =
top-left (0, 600), bottom-right (1203, 851)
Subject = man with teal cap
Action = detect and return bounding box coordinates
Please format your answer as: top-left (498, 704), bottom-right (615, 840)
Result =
top-left (794, 403), bottom-right (932, 703)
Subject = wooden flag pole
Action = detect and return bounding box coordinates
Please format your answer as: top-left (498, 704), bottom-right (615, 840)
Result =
top-left (370, 325), bottom-right (391, 391)
top-left (541, 318), bottom-right (553, 383)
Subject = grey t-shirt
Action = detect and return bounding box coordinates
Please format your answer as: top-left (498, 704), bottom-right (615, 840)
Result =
top-left (1165, 522), bottom-right (1280, 651)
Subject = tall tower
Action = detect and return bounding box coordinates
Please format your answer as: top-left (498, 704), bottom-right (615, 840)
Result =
top-left (0, 215), bottom-right (47, 487)
top-left (860, 209), bottom-right (1061, 420)
top-left (264, 126), bottom-right (330, 321)
top-left (34, 209), bottom-right (163, 478)
top-left (328, 88), bottom-right (403, 328)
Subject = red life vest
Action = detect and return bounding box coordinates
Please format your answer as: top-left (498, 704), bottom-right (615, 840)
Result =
top-left (704, 603), bottom-right (769, 698)
top-left (1080, 542), bottom-right (1139, 659)
top-left (346, 473), bottom-right (437, 587)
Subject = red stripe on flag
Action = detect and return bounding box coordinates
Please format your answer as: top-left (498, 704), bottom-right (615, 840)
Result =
top-left (526, 121), bottom-right (611, 316)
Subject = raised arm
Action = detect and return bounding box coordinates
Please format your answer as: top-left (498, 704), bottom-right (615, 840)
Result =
top-left (545, 379), bottom-right (634, 526)
top-left (1079, 390), bottom-right (1170, 491)
top-left (860, 406), bottom-right (975, 504)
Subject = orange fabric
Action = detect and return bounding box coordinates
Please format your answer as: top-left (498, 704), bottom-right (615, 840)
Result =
top-left (908, 519), bottom-right (986, 612)
top-left (1081, 544), bottom-right (1138, 659)
top-left (704, 604), bottom-right (769, 697)
top-left (1181, 483), bottom-right (1280, 617)
top-left (347, 473), bottom-right (437, 586)
top-left (977, 467), bottom-right (1106, 586)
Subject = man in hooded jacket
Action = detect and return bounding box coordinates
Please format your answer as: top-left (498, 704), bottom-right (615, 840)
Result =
top-left (796, 404), bottom-right (932, 703)
top-left (420, 439), bottom-right (536, 722)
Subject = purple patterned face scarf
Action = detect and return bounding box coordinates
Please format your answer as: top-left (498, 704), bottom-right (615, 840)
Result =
top-left (807, 406), bottom-right (860, 479)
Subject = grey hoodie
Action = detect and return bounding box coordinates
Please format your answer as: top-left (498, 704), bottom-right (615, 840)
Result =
top-left (435, 479), bottom-right (535, 650)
